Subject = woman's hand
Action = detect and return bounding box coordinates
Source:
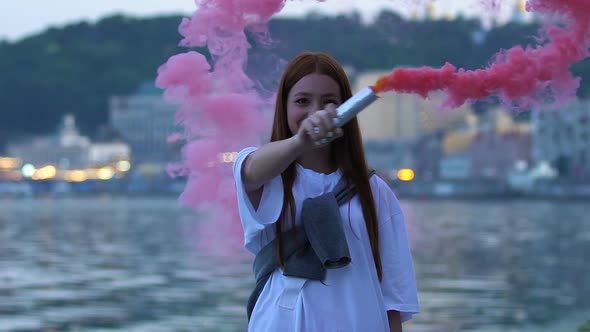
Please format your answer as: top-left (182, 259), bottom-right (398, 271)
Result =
top-left (295, 103), bottom-right (343, 151)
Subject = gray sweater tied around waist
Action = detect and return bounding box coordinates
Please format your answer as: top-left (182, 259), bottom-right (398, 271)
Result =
top-left (246, 170), bottom-right (375, 320)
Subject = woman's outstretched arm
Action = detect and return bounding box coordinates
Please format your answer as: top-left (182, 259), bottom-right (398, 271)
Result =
top-left (242, 105), bottom-right (340, 192)
top-left (241, 136), bottom-right (305, 192)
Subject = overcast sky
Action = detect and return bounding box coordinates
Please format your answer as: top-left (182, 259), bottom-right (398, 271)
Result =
top-left (0, 0), bottom-right (522, 41)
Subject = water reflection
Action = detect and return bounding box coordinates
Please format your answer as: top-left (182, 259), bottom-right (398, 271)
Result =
top-left (0, 198), bottom-right (588, 331)
top-left (403, 200), bottom-right (590, 331)
top-left (0, 198), bottom-right (252, 332)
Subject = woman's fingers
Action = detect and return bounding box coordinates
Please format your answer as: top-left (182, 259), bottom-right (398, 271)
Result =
top-left (324, 103), bottom-right (338, 119)
top-left (302, 106), bottom-right (343, 147)
top-left (307, 113), bottom-right (325, 135)
top-left (324, 104), bottom-right (339, 130)
top-left (318, 112), bottom-right (335, 138)
top-left (307, 116), bottom-right (324, 140)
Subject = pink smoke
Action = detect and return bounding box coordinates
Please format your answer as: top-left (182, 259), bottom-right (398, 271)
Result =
top-left (156, 0), bottom-right (286, 254)
top-left (157, 0), bottom-right (590, 255)
top-left (374, 0), bottom-right (590, 110)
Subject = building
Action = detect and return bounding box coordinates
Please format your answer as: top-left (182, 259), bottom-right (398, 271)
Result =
top-left (109, 82), bottom-right (180, 164)
top-left (8, 114), bottom-right (90, 169)
top-left (7, 114), bottom-right (130, 170)
top-left (439, 153), bottom-right (472, 180)
top-left (88, 143), bottom-right (130, 166)
top-left (363, 140), bottom-right (415, 177)
top-left (532, 100), bottom-right (590, 178)
top-left (413, 132), bottom-right (444, 180)
top-left (439, 105), bottom-right (532, 180)
top-left (469, 131), bottom-right (531, 179)
top-left (354, 71), bottom-right (421, 142)
top-left (354, 71), bottom-right (473, 143)
top-left (353, 71), bottom-right (474, 178)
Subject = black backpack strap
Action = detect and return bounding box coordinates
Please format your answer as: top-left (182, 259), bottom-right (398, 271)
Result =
top-left (334, 169), bottom-right (377, 205)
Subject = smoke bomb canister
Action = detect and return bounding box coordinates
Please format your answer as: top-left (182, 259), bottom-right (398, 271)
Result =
top-left (334, 87), bottom-right (379, 127)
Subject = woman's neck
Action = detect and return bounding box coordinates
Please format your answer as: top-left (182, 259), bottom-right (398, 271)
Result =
top-left (297, 146), bottom-right (337, 174)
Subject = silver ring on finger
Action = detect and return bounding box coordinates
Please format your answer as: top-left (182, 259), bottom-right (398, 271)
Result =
top-left (313, 127), bottom-right (320, 135)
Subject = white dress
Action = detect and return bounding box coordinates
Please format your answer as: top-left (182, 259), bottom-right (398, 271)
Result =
top-left (233, 147), bottom-right (419, 332)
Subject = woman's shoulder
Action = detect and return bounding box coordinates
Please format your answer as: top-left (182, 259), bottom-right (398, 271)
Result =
top-left (368, 171), bottom-right (391, 192)
top-left (237, 146), bottom-right (257, 158)
top-left (368, 171), bottom-right (403, 216)
top-left (233, 147), bottom-right (257, 173)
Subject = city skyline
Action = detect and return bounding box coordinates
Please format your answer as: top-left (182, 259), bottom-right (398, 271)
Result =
top-left (1, 0), bottom-right (524, 41)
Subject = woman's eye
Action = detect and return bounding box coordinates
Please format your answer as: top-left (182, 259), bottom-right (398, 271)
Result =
top-left (324, 100), bottom-right (339, 106)
top-left (295, 98), bottom-right (308, 105)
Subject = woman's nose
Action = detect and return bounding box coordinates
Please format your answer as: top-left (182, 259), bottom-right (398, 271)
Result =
top-left (308, 100), bottom-right (322, 114)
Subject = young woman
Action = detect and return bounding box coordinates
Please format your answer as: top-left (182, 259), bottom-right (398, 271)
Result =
top-left (233, 51), bottom-right (419, 331)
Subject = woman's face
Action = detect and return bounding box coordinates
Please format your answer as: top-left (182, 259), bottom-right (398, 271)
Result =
top-left (286, 73), bottom-right (342, 136)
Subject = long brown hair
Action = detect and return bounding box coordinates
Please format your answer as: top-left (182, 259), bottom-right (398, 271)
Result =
top-left (270, 51), bottom-right (383, 281)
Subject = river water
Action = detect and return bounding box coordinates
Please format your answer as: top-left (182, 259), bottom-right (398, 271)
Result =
top-left (0, 197), bottom-right (588, 332)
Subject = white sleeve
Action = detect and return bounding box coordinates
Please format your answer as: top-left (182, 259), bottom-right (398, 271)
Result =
top-left (233, 147), bottom-right (284, 253)
top-left (372, 177), bottom-right (420, 322)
